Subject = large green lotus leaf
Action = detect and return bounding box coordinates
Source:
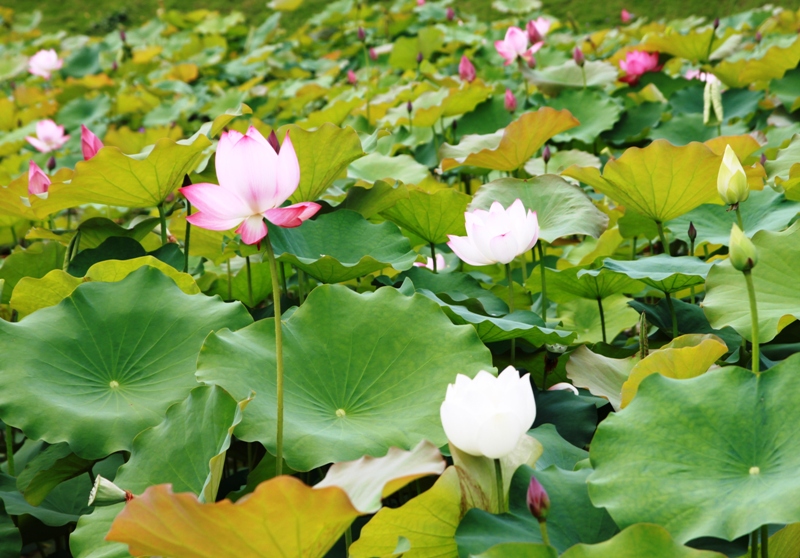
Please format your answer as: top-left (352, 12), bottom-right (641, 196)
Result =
top-left (711, 36), bottom-right (800, 88)
top-left (547, 89), bottom-right (624, 144)
top-left (276, 124), bottom-right (364, 203)
top-left (397, 268), bottom-right (508, 316)
top-left (588, 355), bottom-right (800, 543)
top-left (380, 187), bottom-right (471, 244)
top-left (28, 217), bottom-right (160, 251)
top-left (668, 189), bottom-right (800, 248)
top-left (455, 465), bottom-right (619, 555)
top-left (0, 267), bottom-right (251, 460)
top-left (528, 424), bottom-right (589, 471)
top-left (33, 136), bottom-right (212, 212)
top-left (0, 472), bottom-right (91, 527)
top-left (563, 140), bottom-right (722, 224)
top-left (340, 180), bottom-right (410, 219)
top-left (196, 284), bottom-right (493, 471)
top-left (560, 524), bottom-right (726, 558)
top-left (16, 443), bottom-right (93, 506)
top-left (604, 102), bottom-right (667, 145)
top-left (523, 61), bottom-right (619, 97)
top-left (565, 346), bottom-right (638, 412)
top-left (0, 241), bottom-right (66, 303)
top-left (0, 501), bottom-right (20, 557)
top-left (440, 108), bottom-right (580, 172)
top-left (557, 294), bottom-right (640, 345)
top-left (468, 177), bottom-right (608, 243)
top-left (703, 223), bottom-right (800, 343)
top-left (601, 255), bottom-right (711, 293)
top-left (350, 153), bottom-right (431, 186)
top-left (526, 266), bottom-right (643, 303)
top-left (268, 210), bottom-right (416, 283)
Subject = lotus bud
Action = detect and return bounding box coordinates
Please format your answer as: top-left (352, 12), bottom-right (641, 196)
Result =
top-left (542, 145), bottom-right (551, 165)
top-left (111, 60), bottom-right (118, 72)
top-left (28, 161), bottom-right (51, 197)
top-left (80, 124), bottom-right (104, 161)
top-left (358, 27), bottom-right (366, 42)
top-left (688, 221), bottom-right (697, 243)
top-left (755, 31), bottom-right (762, 42)
top-left (760, 153), bottom-right (766, 166)
top-left (458, 56), bottom-right (476, 82)
top-left (526, 54), bottom-right (537, 69)
top-left (504, 89), bottom-right (517, 112)
top-left (573, 47), bottom-right (585, 67)
top-left (729, 224), bottom-right (757, 272)
top-left (46, 156), bottom-right (56, 171)
top-left (526, 20), bottom-right (543, 44)
top-left (416, 52), bottom-right (424, 64)
top-left (89, 475), bottom-right (134, 507)
top-left (369, 47), bottom-right (377, 61)
top-left (407, 101), bottom-right (413, 114)
top-left (621, 9), bottom-right (632, 23)
top-left (713, 18), bottom-right (720, 30)
top-left (447, 7), bottom-right (455, 21)
top-left (717, 145), bottom-right (749, 206)
top-left (347, 69), bottom-right (358, 85)
top-left (527, 475), bottom-right (550, 522)
top-left (267, 130), bottom-right (281, 154)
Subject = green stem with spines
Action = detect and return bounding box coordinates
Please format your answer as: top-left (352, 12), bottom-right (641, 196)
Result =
top-left (264, 237), bottom-right (285, 476)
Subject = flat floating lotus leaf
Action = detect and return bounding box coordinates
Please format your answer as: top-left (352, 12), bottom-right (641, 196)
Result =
top-left (196, 284), bottom-right (493, 471)
top-left (523, 60), bottom-right (619, 97)
top-left (106, 478), bottom-right (359, 558)
top-left (564, 140), bottom-right (722, 224)
top-left (315, 440), bottom-right (445, 514)
top-left (268, 210), bottom-right (416, 283)
top-left (588, 355), bottom-right (800, 543)
top-left (71, 385), bottom-right (246, 558)
top-left (711, 36), bottom-right (800, 88)
top-left (560, 524), bottom-right (726, 558)
top-left (566, 346), bottom-right (638, 412)
top-left (601, 255), bottom-right (711, 293)
top-left (380, 186), bottom-right (471, 244)
top-left (455, 465), bottom-right (619, 555)
top-left (0, 267), bottom-right (252, 460)
top-left (34, 136), bottom-right (212, 212)
top-left (440, 108), bottom-right (580, 172)
top-left (1, 473), bottom-right (91, 527)
top-left (620, 334), bottom-right (727, 408)
top-left (668, 189), bottom-right (800, 248)
top-left (526, 265), bottom-right (643, 303)
top-left (469, 177), bottom-right (608, 243)
top-left (547, 89), bottom-right (624, 144)
top-left (703, 222), bottom-right (800, 343)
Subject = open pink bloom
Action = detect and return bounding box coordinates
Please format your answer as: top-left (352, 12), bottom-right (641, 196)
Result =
top-left (26, 120), bottom-right (70, 153)
top-left (414, 253), bottom-right (446, 271)
top-left (447, 199), bottom-right (539, 266)
top-left (180, 127), bottom-right (320, 245)
top-left (526, 17), bottom-right (550, 44)
top-left (458, 56), bottom-right (476, 82)
top-left (27, 161), bottom-right (51, 197)
top-left (28, 49), bottom-right (62, 79)
top-left (619, 50), bottom-right (661, 84)
top-left (495, 27), bottom-right (542, 66)
top-left (81, 125), bottom-right (104, 160)
top-left (504, 89), bottom-right (517, 112)
top-left (621, 9), bottom-right (633, 23)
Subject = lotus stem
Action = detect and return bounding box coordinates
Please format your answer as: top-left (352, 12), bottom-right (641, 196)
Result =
top-left (735, 205), bottom-right (745, 231)
top-left (505, 263), bottom-right (516, 363)
top-left (631, 236), bottom-right (637, 260)
top-left (744, 270), bottom-right (760, 375)
top-left (280, 263), bottom-right (287, 296)
top-left (664, 292), bottom-right (678, 338)
top-left (539, 520), bottom-right (551, 547)
top-left (183, 200), bottom-right (192, 273)
top-left (157, 203), bottom-right (167, 246)
top-left (226, 259), bottom-right (232, 301)
top-left (4, 425), bottom-right (13, 477)
top-left (345, 525), bottom-right (353, 557)
top-left (430, 242), bottom-right (438, 273)
top-left (494, 458), bottom-right (505, 513)
top-left (245, 256), bottom-right (254, 308)
top-left (761, 525), bottom-right (768, 558)
top-left (690, 237), bottom-right (696, 304)
top-left (656, 221), bottom-right (670, 256)
top-left (537, 242), bottom-right (548, 322)
top-left (264, 237), bottom-right (285, 476)
top-left (597, 297), bottom-right (607, 343)
top-left (750, 530), bottom-right (758, 558)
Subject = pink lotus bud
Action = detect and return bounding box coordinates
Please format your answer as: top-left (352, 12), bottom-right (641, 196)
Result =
top-left (417, 0), bottom-right (425, 5)
top-left (573, 47), bottom-right (585, 67)
top-left (46, 156), bottom-right (56, 171)
top-left (755, 31), bottom-right (762, 42)
top-left (458, 56), bottom-right (476, 82)
top-left (542, 145), bottom-right (551, 164)
top-left (621, 9), bottom-right (632, 23)
top-left (527, 476), bottom-right (550, 522)
top-left (28, 160), bottom-right (51, 197)
top-left (527, 56), bottom-right (537, 69)
top-left (760, 152), bottom-right (767, 166)
top-left (358, 27), bottom-right (366, 42)
top-left (80, 124), bottom-right (104, 161)
top-left (713, 18), bottom-right (720, 30)
top-left (416, 52), bottom-right (424, 64)
top-left (120, 29), bottom-right (127, 42)
top-left (112, 60), bottom-right (118, 72)
top-left (347, 69), bottom-right (358, 85)
top-left (447, 7), bottom-right (455, 21)
top-left (407, 101), bottom-right (413, 114)
top-left (369, 47), bottom-right (377, 61)
top-left (688, 222), bottom-right (697, 243)
top-left (504, 89), bottom-right (517, 112)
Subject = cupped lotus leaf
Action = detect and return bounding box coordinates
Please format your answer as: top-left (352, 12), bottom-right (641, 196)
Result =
top-left (276, 123), bottom-right (364, 203)
top-left (566, 346), bottom-right (638, 411)
top-left (526, 266), bottom-right (644, 303)
top-left (523, 61), bottom-right (619, 96)
top-left (341, 180), bottom-right (410, 219)
top-left (0, 241), bottom-right (65, 303)
top-left (16, 443), bottom-right (93, 506)
top-left (558, 294), bottom-right (639, 345)
top-left (588, 355), bottom-right (800, 543)
top-left (33, 136), bottom-right (212, 212)
top-left (380, 187), bottom-right (470, 244)
top-left (563, 140), bottom-right (722, 224)
top-left (668, 189), bottom-right (800, 248)
top-left (398, 268), bottom-right (508, 316)
top-left (455, 465), bottom-right (619, 555)
top-left (547, 89), bottom-right (624, 144)
top-left (524, 149), bottom-right (602, 177)
top-left (620, 334), bottom-right (727, 408)
top-left (27, 217), bottom-right (160, 251)
top-left (601, 255), bottom-right (711, 293)
top-left (0, 267), bottom-right (251, 460)
top-left (765, 134), bottom-right (800, 194)
top-left (71, 385), bottom-right (247, 558)
top-left (560, 524), bottom-right (726, 558)
top-left (703, 223), bottom-right (800, 343)
top-left (11, 256), bottom-right (199, 317)
top-left (267, 210), bottom-right (416, 283)
top-left (350, 153), bottom-right (431, 186)
top-left (710, 36), bottom-right (800, 88)
top-left (439, 108), bottom-right (580, 172)
top-left (0, 473), bottom-right (91, 527)
top-left (468, 177), bottom-right (608, 243)
top-left (472, 543), bottom-right (556, 558)
top-left (315, 440), bottom-right (445, 514)
top-left (106, 478), bottom-right (358, 558)
top-left (196, 284), bottom-right (493, 471)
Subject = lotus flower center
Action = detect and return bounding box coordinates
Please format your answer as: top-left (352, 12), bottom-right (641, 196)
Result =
top-left (109, 381), bottom-right (120, 389)
top-left (335, 408), bottom-right (346, 418)
top-left (749, 466), bottom-right (760, 475)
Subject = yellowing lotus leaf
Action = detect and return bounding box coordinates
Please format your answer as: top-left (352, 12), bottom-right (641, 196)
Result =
top-left (380, 186), bottom-right (470, 244)
top-left (641, 28), bottom-right (735, 63)
top-left (710, 36), bottom-right (800, 88)
top-left (566, 345), bottom-right (639, 411)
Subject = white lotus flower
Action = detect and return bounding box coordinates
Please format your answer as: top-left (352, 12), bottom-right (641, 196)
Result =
top-left (717, 145), bottom-right (749, 206)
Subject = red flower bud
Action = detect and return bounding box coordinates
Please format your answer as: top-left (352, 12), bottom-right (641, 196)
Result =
top-left (447, 7), bottom-right (455, 21)
top-left (527, 476), bottom-right (550, 522)
top-left (573, 47), bottom-right (585, 67)
top-left (543, 145), bottom-right (551, 165)
top-left (358, 27), bottom-right (366, 42)
top-left (688, 221), bottom-right (697, 242)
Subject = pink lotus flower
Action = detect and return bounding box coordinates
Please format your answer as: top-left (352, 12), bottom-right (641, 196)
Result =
top-left (180, 127), bottom-right (320, 245)
top-left (347, 70), bottom-right (358, 85)
top-left (526, 17), bottom-right (550, 44)
top-left (685, 69), bottom-right (720, 85)
top-left (619, 50), bottom-right (661, 85)
top-left (26, 120), bottom-right (70, 153)
top-left (28, 161), bottom-right (51, 197)
top-left (621, 9), bottom-right (633, 23)
top-left (458, 56), bottom-right (476, 82)
top-left (447, 199), bottom-right (539, 266)
top-left (495, 27), bottom-right (542, 66)
top-left (414, 253), bottom-right (446, 271)
top-left (416, 0), bottom-right (425, 5)
top-left (28, 49), bottom-right (62, 80)
top-left (504, 89), bottom-right (517, 112)
top-left (81, 125), bottom-right (104, 160)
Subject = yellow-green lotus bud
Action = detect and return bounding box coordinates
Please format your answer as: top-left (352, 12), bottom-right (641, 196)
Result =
top-left (88, 475), bottom-right (133, 507)
top-left (717, 145), bottom-right (749, 206)
top-left (729, 224), bottom-right (758, 272)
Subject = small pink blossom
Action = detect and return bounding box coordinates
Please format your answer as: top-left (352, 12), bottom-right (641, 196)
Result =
top-left (27, 160), bottom-right (51, 197)
top-left (619, 50), bottom-right (661, 85)
top-left (416, 0), bottom-right (425, 5)
top-left (414, 253), bottom-right (446, 271)
top-left (685, 69), bottom-right (720, 85)
top-left (504, 89), bottom-right (517, 112)
top-left (526, 17), bottom-right (550, 44)
top-left (458, 56), bottom-right (476, 82)
top-left (573, 46), bottom-right (585, 67)
top-left (495, 27), bottom-right (542, 66)
top-left (81, 125), bottom-right (104, 160)
top-left (28, 49), bottom-right (62, 80)
top-left (621, 9), bottom-right (633, 23)
top-left (180, 127), bottom-right (320, 245)
top-left (25, 120), bottom-right (70, 153)
top-left (347, 70), bottom-right (358, 85)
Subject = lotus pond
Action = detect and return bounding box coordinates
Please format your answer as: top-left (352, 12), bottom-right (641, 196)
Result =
top-left (3, 1), bottom-right (800, 557)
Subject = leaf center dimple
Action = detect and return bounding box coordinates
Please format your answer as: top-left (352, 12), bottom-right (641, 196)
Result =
top-left (109, 380), bottom-right (120, 389)
top-left (335, 408), bottom-right (346, 418)
top-left (749, 466), bottom-right (760, 475)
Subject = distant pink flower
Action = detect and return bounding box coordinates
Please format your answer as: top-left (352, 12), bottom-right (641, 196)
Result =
top-left (28, 49), bottom-right (62, 79)
top-left (458, 56), bottom-right (476, 82)
top-left (180, 127), bottom-right (320, 245)
top-left (26, 120), bottom-right (70, 153)
top-left (369, 48), bottom-right (377, 61)
top-left (685, 69), bottom-right (720, 85)
top-left (526, 17), bottom-right (550, 44)
top-left (81, 125), bottom-right (103, 160)
top-left (548, 382), bottom-right (579, 395)
top-left (347, 69), bottom-right (358, 85)
top-left (619, 50), bottom-right (661, 85)
top-left (495, 27), bottom-right (542, 66)
top-left (28, 160), bottom-right (50, 197)
top-left (504, 89), bottom-right (517, 112)
top-left (416, 0), bottom-right (425, 5)
top-left (414, 253), bottom-right (446, 271)
top-left (621, 9), bottom-right (633, 23)
top-left (573, 46), bottom-right (585, 67)
top-left (447, 7), bottom-right (455, 21)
